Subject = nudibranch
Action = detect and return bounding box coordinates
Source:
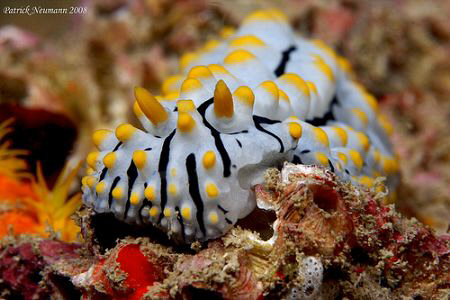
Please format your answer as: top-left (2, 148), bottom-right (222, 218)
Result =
top-left (82, 9), bottom-right (399, 243)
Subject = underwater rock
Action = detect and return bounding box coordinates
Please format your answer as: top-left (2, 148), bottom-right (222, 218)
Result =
top-left (59, 163), bottom-right (449, 299)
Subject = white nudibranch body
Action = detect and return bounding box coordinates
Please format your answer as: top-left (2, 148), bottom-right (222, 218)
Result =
top-left (82, 9), bottom-right (399, 243)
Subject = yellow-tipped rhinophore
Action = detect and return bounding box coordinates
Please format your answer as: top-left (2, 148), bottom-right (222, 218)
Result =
top-left (289, 123), bottom-right (302, 139)
top-left (132, 150), bottom-right (147, 169)
top-left (177, 100), bottom-right (195, 112)
top-left (214, 80), bottom-right (234, 118)
top-left (134, 86), bottom-right (168, 126)
top-left (92, 130), bottom-right (112, 149)
top-left (177, 112), bottom-right (196, 132)
top-left (103, 152), bottom-right (116, 169)
top-left (115, 124), bottom-right (136, 142)
top-left (233, 86), bottom-right (255, 107)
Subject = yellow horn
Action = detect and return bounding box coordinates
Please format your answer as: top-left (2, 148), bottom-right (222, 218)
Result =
top-left (134, 86), bottom-right (168, 125)
top-left (214, 80), bottom-right (233, 118)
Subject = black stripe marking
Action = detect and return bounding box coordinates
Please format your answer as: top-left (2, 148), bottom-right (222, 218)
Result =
top-left (292, 155), bottom-right (302, 164)
top-left (225, 217), bottom-right (232, 224)
top-left (138, 183), bottom-right (150, 224)
top-left (113, 142), bottom-right (122, 152)
top-left (175, 206), bottom-right (186, 242)
top-left (301, 149), bottom-right (311, 154)
top-left (186, 153), bottom-right (206, 237)
top-left (217, 205), bottom-right (228, 214)
top-left (229, 130), bottom-right (248, 135)
top-left (252, 115), bottom-right (284, 153)
top-left (306, 95), bottom-right (339, 126)
top-left (274, 45), bottom-right (297, 77)
top-left (157, 129), bottom-right (176, 224)
top-left (328, 159), bottom-right (335, 173)
top-left (108, 176), bottom-right (120, 208)
top-left (123, 160), bottom-right (138, 219)
top-left (99, 167), bottom-right (108, 181)
top-left (144, 147), bottom-right (152, 151)
top-left (236, 139), bottom-right (242, 148)
top-left (197, 98), bottom-right (232, 177)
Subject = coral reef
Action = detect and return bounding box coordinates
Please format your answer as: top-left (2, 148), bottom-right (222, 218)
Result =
top-left (4, 164), bottom-right (445, 299)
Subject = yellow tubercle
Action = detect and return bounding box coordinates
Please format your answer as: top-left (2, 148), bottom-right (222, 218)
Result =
top-left (112, 187), bottom-right (123, 199)
top-left (86, 152), bottom-right (99, 169)
top-left (96, 182), bottom-right (106, 194)
top-left (206, 183), bottom-right (219, 198)
top-left (86, 176), bottom-right (97, 188)
top-left (306, 81), bottom-right (317, 94)
top-left (203, 151), bottom-right (216, 169)
top-left (177, 112), bottom-right (196, 132)
top-left (261, 81), bottom-right (279, 100)
top-left (180, 78), bottom-right (203, 94)
top-left (224, 50), bottom-right (256, 64)
top-left (289, 123), bottom-right (302, 139)
top-left (103, 152), bottom-right (116, 169)
top-left (337, 152), bottom-right (348, 165)
top-left (331, 126), bottom-right (348, 146)
top-left (214, 80), bottom-right (234, 118)
top-left (280, 73), bottom-right (309, 96)
top-left (209, 211), bottom-right (219, 224)
top-left (177, 100), bottom-right (195, 112)
top-left (132, 150), bottom-right (147, 170)
top-left (188, 66), bottom-right (213, 79)
top-left (115, 123), bottom-right (136, 142)
top-left (312, 55), bottom-right (335, 82)
top-left (144, 186), bottom-right (155, 201)
top-left (313, 127), bottom-right (329, 147)
top-left (356, 132), bottom-right (370, 152)
top-left (351, 108), bottom-right (368, 127)
top-left (181, 206), bottom-right (191, 220)
top-left (230, 35), bottom-right (266, 47)
top-left (149, 206), bottom-right (159, 217)
top-left (168, 183), bottom-right (177, 196)
top-left (162, 75), bottom-right (183, 95)
top-left (202, 39), bottom-right (220, 51)
top-left (130, 193), bottom-right (139, 205)
top-left (163, 207), bottom-right (171, 217)
top-left (349, 150), bottom-right (363, 170)
top-left (278, 89), bottom-right (290, 102)
top-left (315, 152), bottom-right (329, 166)
top-left (92, 129), bottom-right (112, 149)
top-left (219, 26), bottom-right (235, 39)
top-left (208, 64), bottom-right (229, 74)
top-left (134, 86), bottom-right (168, 125)
top-left (233, 86), bottom-right (254, 107)
top-left (180, 52), bottom-right (198, 71)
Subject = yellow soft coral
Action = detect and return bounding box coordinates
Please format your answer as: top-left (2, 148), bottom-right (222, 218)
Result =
top-left (0, 119), bottom-right (28, 179)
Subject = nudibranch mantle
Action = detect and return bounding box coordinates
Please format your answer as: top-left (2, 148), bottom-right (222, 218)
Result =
top-left (82, 9), bottom-right (398, 243)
